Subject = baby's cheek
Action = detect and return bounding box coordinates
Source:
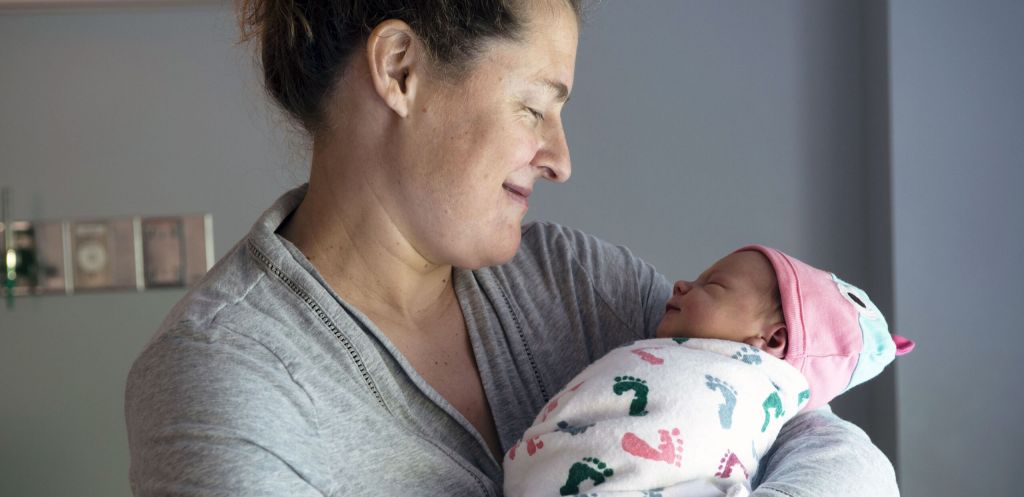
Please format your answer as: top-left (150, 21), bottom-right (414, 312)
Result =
top-left (654, 313), bottom-right (674, 338)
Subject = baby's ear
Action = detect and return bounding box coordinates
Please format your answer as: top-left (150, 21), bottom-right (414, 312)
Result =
top-left (762, 323), bottom-right (787, 359)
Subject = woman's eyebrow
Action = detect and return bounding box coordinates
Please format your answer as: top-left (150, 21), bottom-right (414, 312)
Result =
top-left (538, 78), bottom-right (570, 103)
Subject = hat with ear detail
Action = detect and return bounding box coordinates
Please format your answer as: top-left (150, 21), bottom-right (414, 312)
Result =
top-left (734, 245), bottom-right (914, 411)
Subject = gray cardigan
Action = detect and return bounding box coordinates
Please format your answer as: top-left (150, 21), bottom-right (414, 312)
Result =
top-left (125, 185), bottom-right (899, 496)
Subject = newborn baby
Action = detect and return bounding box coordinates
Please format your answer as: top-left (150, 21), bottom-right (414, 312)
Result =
top-left (503, 245), bottom-right (914, 497)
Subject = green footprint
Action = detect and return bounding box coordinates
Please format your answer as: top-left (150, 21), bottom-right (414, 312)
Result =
top-left (613, 375), bottom-right (650, 416)
top-left (761, 391), bottom-right (785, 432)
top-left (797, 389), bottom-right (811, 405)
top-left (559, 456), bottom-right (614, 495)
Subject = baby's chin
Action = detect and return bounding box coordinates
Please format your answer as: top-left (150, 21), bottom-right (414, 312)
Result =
top-left (654, 323), bottom-right (687, 340)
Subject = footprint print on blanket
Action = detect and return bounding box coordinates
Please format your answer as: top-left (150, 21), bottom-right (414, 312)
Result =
top-left (557, 420), bottom-right (595, 436)
top-left (714, 450), bottom-right (749, 479)
top-left (730, 346), bottom-right (763, 365)
top-left (541, 381), bottom-right (586, 422)
top-left (613, 375), bottom-right (650, 417)
top-left (506, 435), bottom-right (545, 461)
top-left (630, 347), bottom-right (666, 365)
top-left (559, 457), bottom-right (615, 495)
top-left (621, 427), bottom-right (684, 467)
top-left (797, 389), bottom-right (811, 406)
top-left (761, 391), bottom-right (785, 432)
top-left (704, 375), bottom-right (737, 429)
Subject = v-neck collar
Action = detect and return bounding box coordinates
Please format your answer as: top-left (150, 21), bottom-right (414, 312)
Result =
top-left (263, 185), bottom-right (504, 474)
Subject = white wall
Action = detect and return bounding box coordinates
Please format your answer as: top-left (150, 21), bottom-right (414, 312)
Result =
top-left (1, 2), bottom-right (898, 495)
top-left (889, 1), bottom-right (1024, 495)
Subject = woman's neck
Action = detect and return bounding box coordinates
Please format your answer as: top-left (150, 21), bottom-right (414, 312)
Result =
top-left (278, 169), bottom-right (455, 324)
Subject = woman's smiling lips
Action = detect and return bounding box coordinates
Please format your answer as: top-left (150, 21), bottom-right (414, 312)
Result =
top-left (503, 183), bottom-right (532, 207)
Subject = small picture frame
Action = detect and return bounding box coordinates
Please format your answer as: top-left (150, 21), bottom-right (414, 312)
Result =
top-left (70, 221), bottom-right (113, 290)
top-left (32, 220), bottom-right (68, 294)
top-left (182, 214), bottom-right (213, 286)
top-left (141, 217), bottom-right (186, 288)
top-left (70, 219), bottom-right (137, 291)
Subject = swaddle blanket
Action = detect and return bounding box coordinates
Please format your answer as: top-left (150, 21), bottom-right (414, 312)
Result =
top-left (503, 338), bottom-right (810, 497)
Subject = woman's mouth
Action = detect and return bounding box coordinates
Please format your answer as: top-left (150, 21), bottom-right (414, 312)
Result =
top-left (503, 183), bottom-right (531, 207)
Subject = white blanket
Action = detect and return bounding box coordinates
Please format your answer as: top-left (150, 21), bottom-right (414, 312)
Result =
top-left (503, 338), bottom-right (810, 497)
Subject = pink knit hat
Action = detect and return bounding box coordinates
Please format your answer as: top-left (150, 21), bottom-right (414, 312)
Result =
top-left (735, 245), bottom-right (915, 411)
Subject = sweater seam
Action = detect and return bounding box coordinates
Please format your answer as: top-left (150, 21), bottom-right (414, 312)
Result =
top-left (756, 484), bottom-right (797, 497)
top-left (209, 321), bottom-right (324, 454)
top-left (491, 273), bottom-right (550, 400)
top-left (557, 227), bottom-right (640, 338)
top-left (246, 239), bottom-right (389, 412)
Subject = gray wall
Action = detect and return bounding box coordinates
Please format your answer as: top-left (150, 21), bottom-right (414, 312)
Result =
top-left (6, 1), bottom-right (1004, 496)
top-left (534, 0), bottom-right (894, 455)
top-left (0, 5), bottom-right (294, 497)
top-left (889, 1), bottom-right (1024, 495)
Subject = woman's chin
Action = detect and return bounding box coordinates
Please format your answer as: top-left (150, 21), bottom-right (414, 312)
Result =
top-left (459, 232), bottom-right (521, 269)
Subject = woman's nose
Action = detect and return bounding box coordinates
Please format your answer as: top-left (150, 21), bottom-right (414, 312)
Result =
top-left (533, 121), bottom-right (571, 183)
top-left (673, 280), bottom-right (692, 296)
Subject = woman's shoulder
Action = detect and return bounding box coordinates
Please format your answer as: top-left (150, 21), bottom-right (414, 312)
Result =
top-left (514, 221), bottom-right (667, 294)
top-left (136, 232), bottom-right (330, 377)
top-left (517, 220), bottom-right (635, 269)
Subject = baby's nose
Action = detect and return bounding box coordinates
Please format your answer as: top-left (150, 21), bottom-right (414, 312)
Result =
top-left (673, 280), bottom-right (692, 295)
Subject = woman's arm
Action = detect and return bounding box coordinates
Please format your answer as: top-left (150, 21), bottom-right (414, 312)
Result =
top-left (543, 224), bottom-right (899, 496)
top-left (751, 406), bottom-right (900, 497)
top-left (125, 324), bottom-right (330, 497)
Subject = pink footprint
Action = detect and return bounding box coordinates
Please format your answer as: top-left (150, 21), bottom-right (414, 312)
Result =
top-left (714, 450), bottom-right (748, 479)
top-left (630, 347), bottom-right (666, 365)
top-left (526, 435), bottom-right (545, 457)
top-left (621, 427), bottom-right (684, 467)
top-left (540, 381), bottom-right (585, 422)
top-left (506, 435), bottom-right (546, 461)
top-left (507, 442), bottom-right (519, 461)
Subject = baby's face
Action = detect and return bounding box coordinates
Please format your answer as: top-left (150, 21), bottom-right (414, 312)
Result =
top-left (656, 251), bottom-right (779, 342)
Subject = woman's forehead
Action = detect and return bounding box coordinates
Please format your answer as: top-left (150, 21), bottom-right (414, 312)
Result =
top-left (488, 1), bottom-right (578, 77)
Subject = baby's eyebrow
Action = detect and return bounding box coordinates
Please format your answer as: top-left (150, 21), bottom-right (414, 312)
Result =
top-left (710, 271), bottom-right (739, 286)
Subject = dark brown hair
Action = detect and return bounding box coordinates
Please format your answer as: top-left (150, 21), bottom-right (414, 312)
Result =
top-left (238, 0), bottom-right (583, 136)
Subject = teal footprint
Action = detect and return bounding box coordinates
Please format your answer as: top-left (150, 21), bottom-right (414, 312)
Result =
top-left (731, 346), bottom-right (763, 365)
top-left (705, 374), bottom-right (737, 429)
top-left (797, 389), bottom-right (811, 406)
top-left (761, 391), bottom-right (785, 432)
top-left (557, 420), bottom-right (595, 436)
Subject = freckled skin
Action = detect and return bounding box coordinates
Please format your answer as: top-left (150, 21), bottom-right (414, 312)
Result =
top-left (382, 7), bottom-right (579, 270)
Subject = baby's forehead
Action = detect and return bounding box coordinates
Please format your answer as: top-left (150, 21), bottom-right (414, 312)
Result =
top-left (714, 251), bottom-right (777, 280)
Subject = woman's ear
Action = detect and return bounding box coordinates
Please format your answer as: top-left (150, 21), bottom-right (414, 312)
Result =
top-left (762, 323), bottom-right (787, 359)
top-left (365, 19), bottom-right (419, 118)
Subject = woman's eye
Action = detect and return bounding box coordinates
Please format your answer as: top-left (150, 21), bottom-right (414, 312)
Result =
top-left (526, 107), bottom-right (544, 121)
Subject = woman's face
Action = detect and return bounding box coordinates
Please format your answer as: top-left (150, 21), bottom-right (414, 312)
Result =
top-left (392, 1), bottom-right (578, 269)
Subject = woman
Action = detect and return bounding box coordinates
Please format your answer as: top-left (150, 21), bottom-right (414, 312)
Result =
top-left (125, 1), bottom-right (899, 495)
